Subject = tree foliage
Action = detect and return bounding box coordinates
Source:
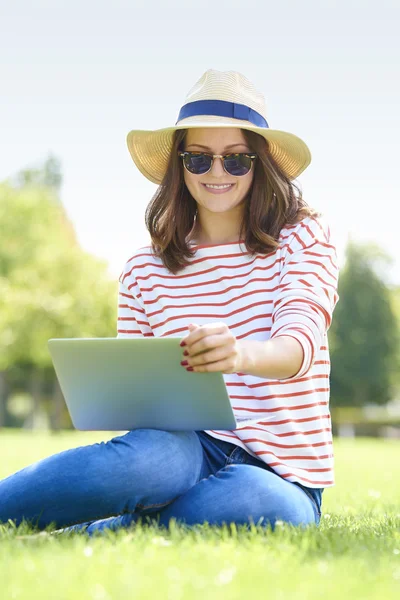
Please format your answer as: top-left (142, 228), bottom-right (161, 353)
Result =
top-left (11, 155), bottom-right (63, 192)
top-left (329, 241), bottom-right (399, 406)
top-left (0, 180), bottom-right (116, 371)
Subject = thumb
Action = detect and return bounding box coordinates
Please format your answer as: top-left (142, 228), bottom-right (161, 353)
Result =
top-left (188, 323), bottom-right (200, 332)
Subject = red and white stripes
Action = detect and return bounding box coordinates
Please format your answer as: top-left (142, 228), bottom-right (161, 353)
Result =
top-left (117, 216), bottom-right (339, 488)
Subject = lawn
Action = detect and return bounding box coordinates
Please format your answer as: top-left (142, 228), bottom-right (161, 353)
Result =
top-left (0, 430), bottom-right (399, 600)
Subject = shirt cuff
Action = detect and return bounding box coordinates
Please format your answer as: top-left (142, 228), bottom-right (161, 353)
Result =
top-left (270, 324), bottom-right (314, 379)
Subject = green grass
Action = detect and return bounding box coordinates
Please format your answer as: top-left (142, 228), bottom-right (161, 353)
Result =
top-left (0, 430), bottom-right (399, 599)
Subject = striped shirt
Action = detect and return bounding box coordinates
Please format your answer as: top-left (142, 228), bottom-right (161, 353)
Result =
top-left (117, 216), bottom-right (339, 488)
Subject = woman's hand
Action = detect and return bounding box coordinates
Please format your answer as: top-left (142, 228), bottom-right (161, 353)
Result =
top-left (180, 322), bottom-right (244, 374)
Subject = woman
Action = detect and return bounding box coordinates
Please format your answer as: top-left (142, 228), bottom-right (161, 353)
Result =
top-left (0, 70), bottom-right (338, 534)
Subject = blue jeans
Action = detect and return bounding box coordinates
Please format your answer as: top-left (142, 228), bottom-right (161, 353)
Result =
top-left (0, 429), bottom-right (322, 534)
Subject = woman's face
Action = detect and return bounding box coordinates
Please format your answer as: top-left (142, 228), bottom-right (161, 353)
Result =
top-left (182, 127), bottom-right (254, 216)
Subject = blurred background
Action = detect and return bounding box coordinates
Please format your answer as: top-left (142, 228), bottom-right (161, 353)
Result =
top-left (1, 0), bottom-right (399, 436)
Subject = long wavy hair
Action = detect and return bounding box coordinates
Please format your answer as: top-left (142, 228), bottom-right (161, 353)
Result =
top-left (145, 129), bottom-right (318, 273)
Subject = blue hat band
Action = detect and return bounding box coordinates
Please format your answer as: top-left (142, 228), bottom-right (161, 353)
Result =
top-left (176, 99), bottom-right (269, 128)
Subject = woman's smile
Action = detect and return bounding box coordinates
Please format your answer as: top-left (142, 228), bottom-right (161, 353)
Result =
top-left (201, 183), bottom-right (235, 194)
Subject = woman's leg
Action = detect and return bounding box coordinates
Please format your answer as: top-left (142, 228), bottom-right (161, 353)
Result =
top-left (72, 456), bottom-right (319, 536)
top-left (0, 429), bottom-right (205, 530)
top-left (155, 464), bottom-right (320, 528)
top-left (61, 513), bottom-right (139, 535)
top-left (72, 466), bottom-right (318, 536)
top-left (60, 431), bottom-right (239, 535)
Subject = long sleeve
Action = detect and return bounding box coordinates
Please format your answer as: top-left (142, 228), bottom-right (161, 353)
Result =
top-left (117, 278), bottom-right (153, 338)
top-left (270, 217), bottom-right (339, 378)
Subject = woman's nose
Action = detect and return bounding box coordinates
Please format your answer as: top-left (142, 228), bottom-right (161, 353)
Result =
top-left (210, 156), bottom-right (225, 177)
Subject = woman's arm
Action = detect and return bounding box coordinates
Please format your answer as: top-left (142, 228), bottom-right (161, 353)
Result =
top-left (238, 335), bottom-right (304, 380)
top-left (181, 217), bottom-right (339, 379)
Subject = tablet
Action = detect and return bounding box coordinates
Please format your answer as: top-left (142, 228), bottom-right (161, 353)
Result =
top-left (48, 338), bottom-right (237, 431)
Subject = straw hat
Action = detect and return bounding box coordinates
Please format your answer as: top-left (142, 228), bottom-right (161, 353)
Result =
top-left (126, 69), bottom-right (311, 184)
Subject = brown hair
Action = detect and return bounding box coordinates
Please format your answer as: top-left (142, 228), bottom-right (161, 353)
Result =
top-left (145, 129), bottom-right (318, 273)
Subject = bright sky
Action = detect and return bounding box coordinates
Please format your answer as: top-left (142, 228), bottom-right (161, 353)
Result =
top-left (1, 0), bottom-right (399, 282)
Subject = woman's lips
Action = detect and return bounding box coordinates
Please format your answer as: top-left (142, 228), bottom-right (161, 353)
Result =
top-left (201, 183), bottom-right (235, 194)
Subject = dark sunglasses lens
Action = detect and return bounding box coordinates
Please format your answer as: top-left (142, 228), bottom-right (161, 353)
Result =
top-left (184, 153), bottom-right (212, 174)
top-left (224, 154), bottom-right (252, 176)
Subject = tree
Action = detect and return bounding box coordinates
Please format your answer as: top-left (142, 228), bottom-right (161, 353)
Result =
top-left (329, 240), bottom-right (399, 407)
top-left (0, 180), bottom-right (117, 428)
top-left (0, 182), bottom-right (116, 366)
top-left (12, 154), bottom-right (63, 192)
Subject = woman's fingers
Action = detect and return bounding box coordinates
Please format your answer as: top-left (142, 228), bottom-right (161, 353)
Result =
top-left (187, 356), bottom-right (238, 374)
top-left (187, 333), bottom-right (231, 357)
top-left (180, 322), bottom-right (228, 349)
top-left (185, 344), bottom-right (236, 367)
top-left (180, 322), bottom-right (242, 373)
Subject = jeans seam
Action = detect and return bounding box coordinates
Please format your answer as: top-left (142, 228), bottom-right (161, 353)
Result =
top-left (226, 446), bottom-right (247, 466)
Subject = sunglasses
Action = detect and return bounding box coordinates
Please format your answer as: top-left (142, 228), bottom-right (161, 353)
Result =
top-left (178, 151), bottom-right (257, 177)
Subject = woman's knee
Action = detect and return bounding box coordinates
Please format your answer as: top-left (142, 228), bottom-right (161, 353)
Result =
top-left (104, 429), bottom-right (203, 483)
top-left (217, 465), bottom-right (318, 527)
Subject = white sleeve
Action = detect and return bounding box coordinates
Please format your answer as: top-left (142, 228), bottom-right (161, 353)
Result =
top-left (117, 278), bottom-right (153, 338)
top-left (270, 217), bottom-right (339, 378)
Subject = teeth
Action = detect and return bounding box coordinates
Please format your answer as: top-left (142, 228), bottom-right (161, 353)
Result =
top-left (205, 184), bottom-right (233, 189)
